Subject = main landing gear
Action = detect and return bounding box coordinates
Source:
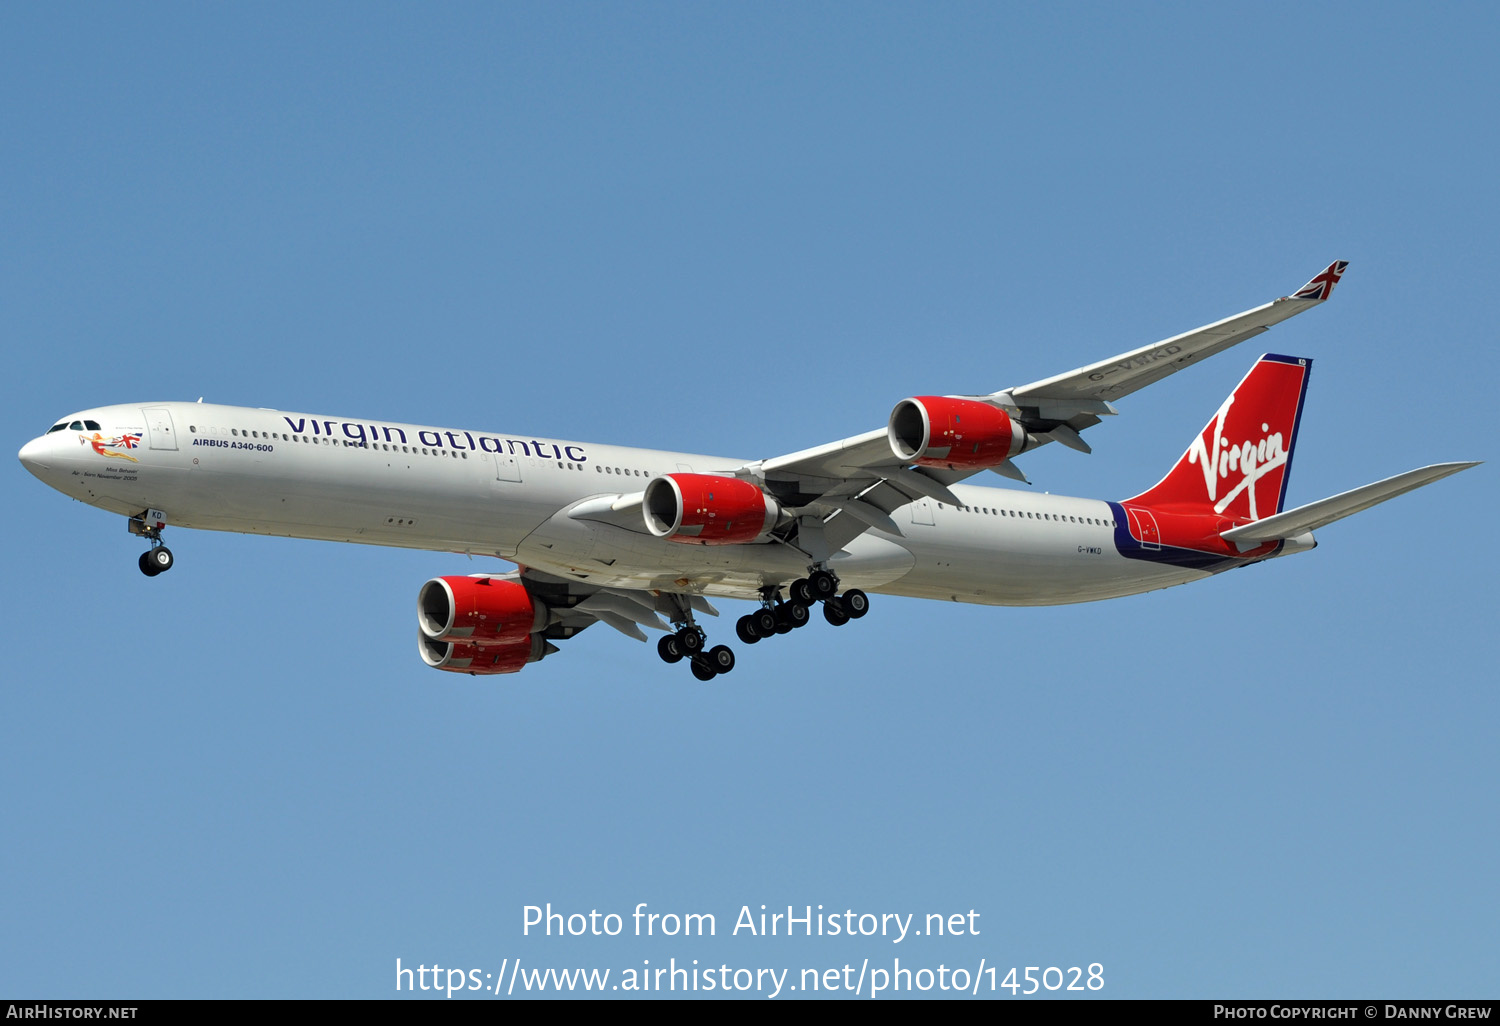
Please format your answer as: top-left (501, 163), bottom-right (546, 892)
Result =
top-left (732, 569), bottom-right (870, 641)
top-left (785, 569), bottom-right (866, 619)
top-left (734, 590), bottom-right (810, 646)
top-left (656, 602), bottom-right (736, 682)
top-left (789, 568), bottom-right (869, 628)
top-left (656, 569), bottom-right (871, 681)
top-left (129, 509), bottom-right (174, 577)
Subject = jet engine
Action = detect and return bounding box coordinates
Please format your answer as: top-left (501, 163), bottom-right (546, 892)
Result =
top-left (419, 634), bottom-right (551, 675)
top-left (643, 473), bottom-right (779, 545)
top-left (418, 575), bottom-right (548, 645)
top-left (888, 396), bottom-right (1027, 470)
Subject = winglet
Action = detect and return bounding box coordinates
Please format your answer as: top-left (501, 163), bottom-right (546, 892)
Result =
top-left (1290, 260), bottom-right (1349, 301)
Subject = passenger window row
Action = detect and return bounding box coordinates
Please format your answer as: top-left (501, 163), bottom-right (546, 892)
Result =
top-left (936, 502), bottom-right (1115, 528)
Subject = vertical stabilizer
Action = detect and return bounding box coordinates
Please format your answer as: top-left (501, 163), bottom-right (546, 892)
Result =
top-left (1125, 354), bottom-right (1312, 520)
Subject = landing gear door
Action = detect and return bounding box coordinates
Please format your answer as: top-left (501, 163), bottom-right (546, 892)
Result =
top-left (142, 407), bottom-right (178, 451)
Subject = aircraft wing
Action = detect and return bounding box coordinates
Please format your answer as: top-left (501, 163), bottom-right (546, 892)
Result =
top-left (744, 261), bottom-right (1350, 555)
top-left (1003, 260), bottom-right (1349, 406)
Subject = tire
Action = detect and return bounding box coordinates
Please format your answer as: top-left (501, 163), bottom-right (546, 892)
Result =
top-left (752, 608), bottom-right (778, 636)
top-left (148, 546), bottom-right (174, 574)
top-left (735, 615), bottom-right (760, 645)
top-left (784, 601), bottom-right (810, 628)
top-left (809, 569), bottom-right (838, 600)
top-left (138, 551), bottom-right (161, 577)
top-left (842, 589), bottom-right (869, 618)
top-left (677, 628), bottom-right (704, 654)
top-left (657, 635), bottom-right (684, 664)
top-left (822, 596), bottom-right (850, 626)
top-left (690, 657), bottom-right (717, 681)
top-left (790, 578), bottom-right (814, 604)
top-left (773, 605), bottom-right (795, 634)
top-left (707, 645), bottom-right (735, 674)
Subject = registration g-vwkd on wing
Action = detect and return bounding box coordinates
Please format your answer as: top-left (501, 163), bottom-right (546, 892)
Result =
top-left (18, 262), bottom-right (1479, 680)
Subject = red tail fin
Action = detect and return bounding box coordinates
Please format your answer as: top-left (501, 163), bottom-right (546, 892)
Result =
top-left (1126, 354), bottom-right (1312, 521)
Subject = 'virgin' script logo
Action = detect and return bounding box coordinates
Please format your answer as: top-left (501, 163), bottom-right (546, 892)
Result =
top-left (1185, 395), bottom-right (1287, 519)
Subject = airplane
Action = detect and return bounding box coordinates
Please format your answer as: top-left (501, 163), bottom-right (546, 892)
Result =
top-left (17, 261), bottom-right (1479, 681)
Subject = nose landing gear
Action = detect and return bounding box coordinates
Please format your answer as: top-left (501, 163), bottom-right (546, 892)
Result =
top-left (129, 509), bottom-right (174, 577)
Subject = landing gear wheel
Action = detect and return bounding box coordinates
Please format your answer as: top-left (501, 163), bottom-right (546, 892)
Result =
top-left (735, 615), bottom-right (761, 645)
top-left (772, 604), bottom-right (796, 634)
top-left (752, 608), bottom-right (778, 636)
top-left (706, 645), bottom-right (736, 674)
top-left (657, 635), bottom-right (684, 664)
top-left (139, 546), bottom-right (173, 576)
top-left (690, 657), bottom-right (717, 681)
top-left (790, 578), bottom-right (814, 604)
top-left (676, 628), bottom-right (704, 654)
top-left (823, 596), bottom-right (851, 626)
top-left (808, 569), bottom-right (838, 601)
top-left (782, 601), bottom-right (810, 629)
top-left (841, 589), bottom-right (869, 619)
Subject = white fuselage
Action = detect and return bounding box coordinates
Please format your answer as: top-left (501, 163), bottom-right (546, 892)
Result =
top-left (20, 401), bottom-right (1211, 605)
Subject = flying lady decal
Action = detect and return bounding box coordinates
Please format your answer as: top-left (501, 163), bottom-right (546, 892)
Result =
top-left (82, 431), bottom-right (143, 462)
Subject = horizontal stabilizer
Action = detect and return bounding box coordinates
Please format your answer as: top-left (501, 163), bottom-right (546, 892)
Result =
top-left (1220, 462), bottom-right (1480, 547)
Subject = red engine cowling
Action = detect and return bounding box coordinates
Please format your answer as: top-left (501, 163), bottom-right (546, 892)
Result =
top-left (888, 396), bottom-right (1026, 470)
top-left (644, 473), bottom-right (778, 545)
top-left (420, 633), bottom-right (549, 675)
top-left (418, 576), bottom-right (547, 644)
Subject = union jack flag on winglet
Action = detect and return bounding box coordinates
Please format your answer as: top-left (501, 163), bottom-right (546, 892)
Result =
top-left (1291, 260), bottom-right (1349, 301)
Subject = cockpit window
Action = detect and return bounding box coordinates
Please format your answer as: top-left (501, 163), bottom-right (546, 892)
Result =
top-left (46, 422), bottom-right (68, 434)
top-left (69, 421), bottom-right (84, 430)
top-left (84, 420), bottom-right (101, 430)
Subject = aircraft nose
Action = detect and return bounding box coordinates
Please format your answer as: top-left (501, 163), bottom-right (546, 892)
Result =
top-left (18, 436), bottom-right (52, 476)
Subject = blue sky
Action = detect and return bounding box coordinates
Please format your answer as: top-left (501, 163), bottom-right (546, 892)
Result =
top-left (3, 2), bottom-right (1495, 999)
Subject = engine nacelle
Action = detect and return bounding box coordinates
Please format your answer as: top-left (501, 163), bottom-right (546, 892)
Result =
top-left (888, 396), bottom-right (1026, 470)
top-left (418, 576), bottom-right (547, 644)
top-left (644, 473), bottom-right (779, 545)
top-left (420, 633), bottom-right (549, 675)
